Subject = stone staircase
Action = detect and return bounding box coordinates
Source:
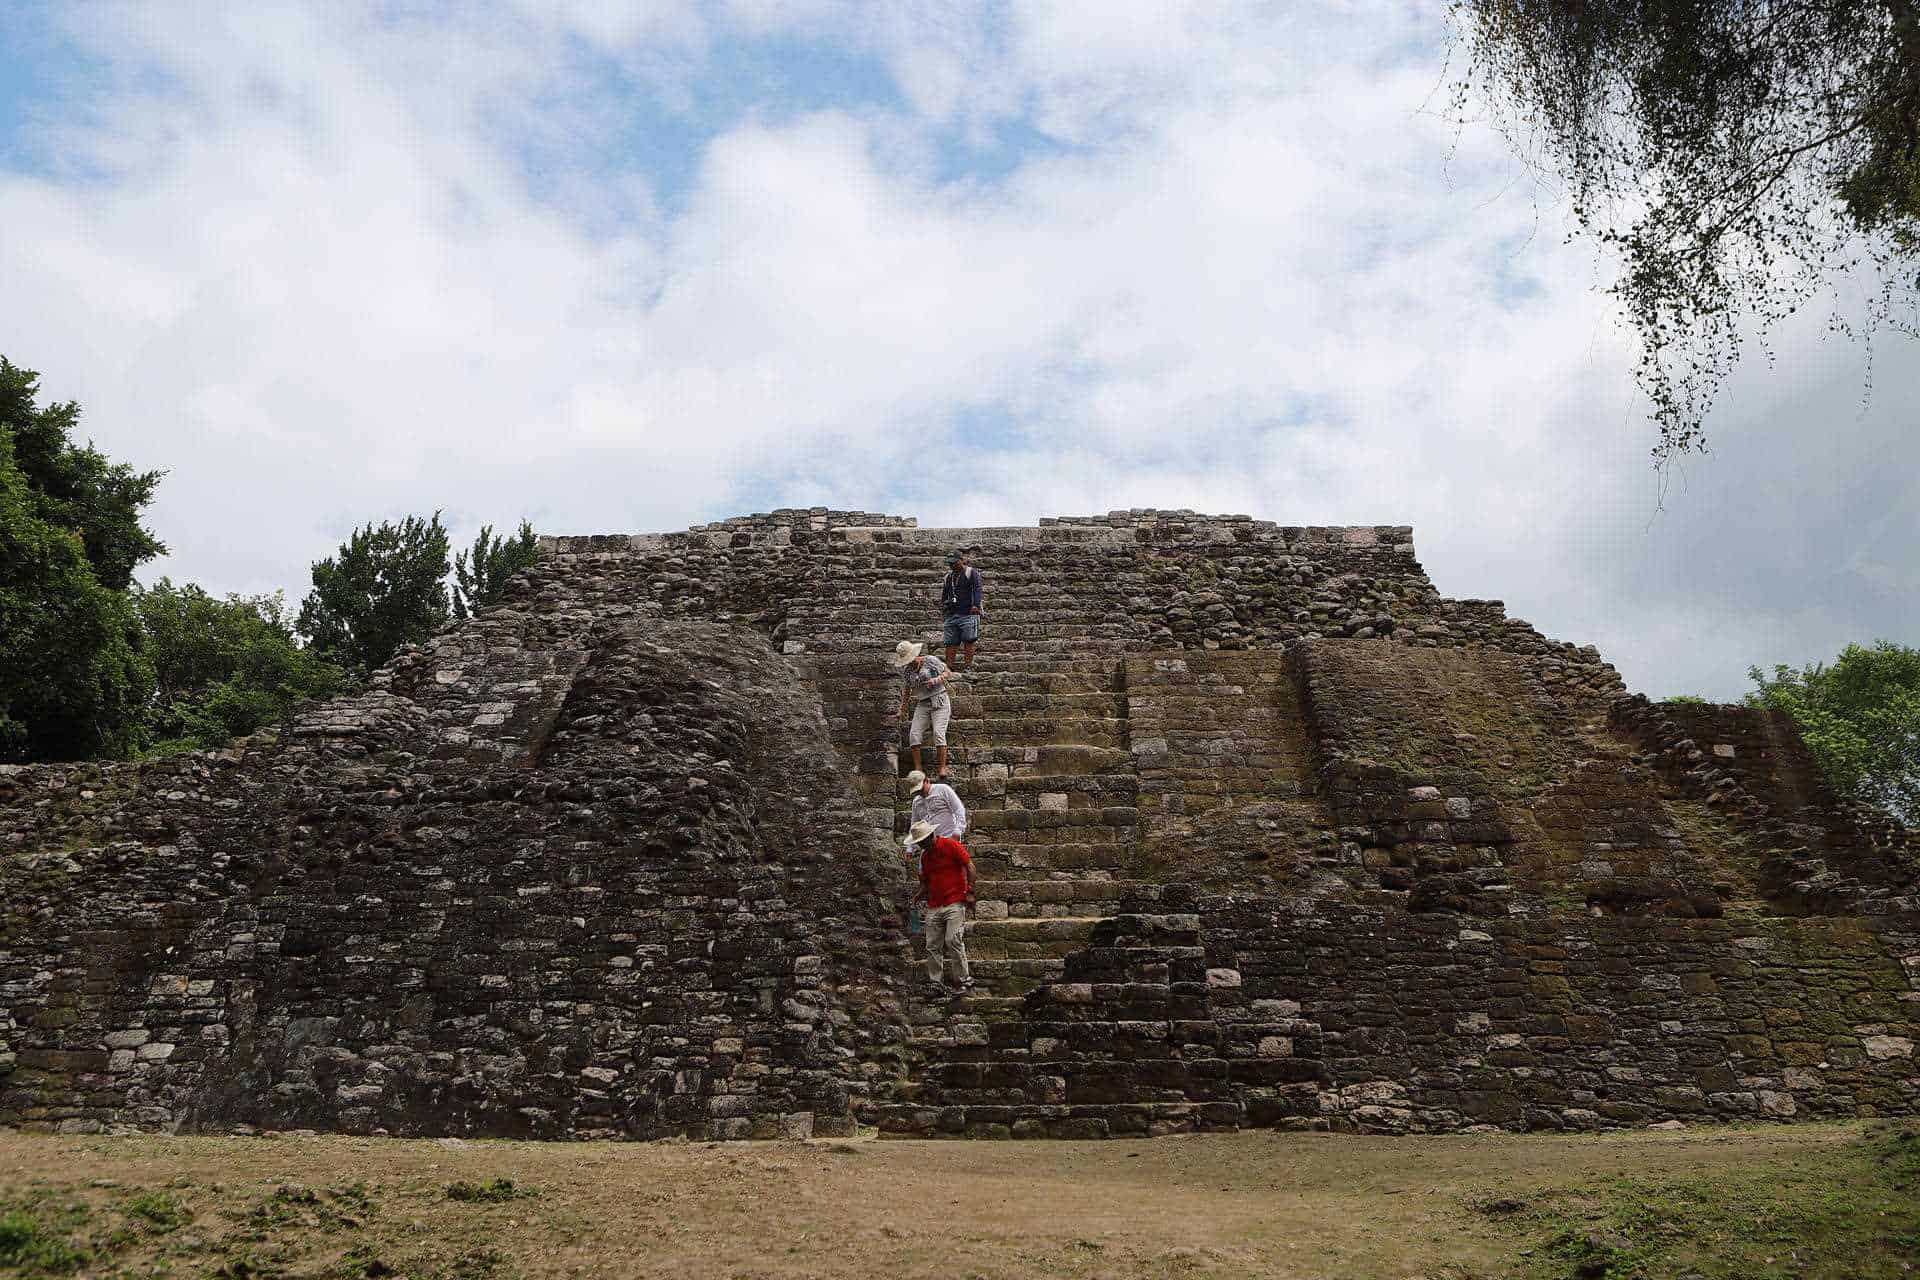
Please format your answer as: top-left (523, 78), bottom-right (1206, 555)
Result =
top-left (778, 551), bottom-right (1172, 1069)
top-left (771, 542), bottom-right (1385, 1135)
top-left (870, 912), bottom-right (1323, 1137)
top-left (774, 546), bottom-right (1313, 1135)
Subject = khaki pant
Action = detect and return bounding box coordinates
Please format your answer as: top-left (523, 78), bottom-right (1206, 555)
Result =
top-left (909, 698), bottom-right (951, 747)
top-left (924, 903), bottom-right (971, 987)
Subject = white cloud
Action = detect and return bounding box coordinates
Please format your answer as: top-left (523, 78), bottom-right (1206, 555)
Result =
top-left (0, 0), bottom-right (1910, 701)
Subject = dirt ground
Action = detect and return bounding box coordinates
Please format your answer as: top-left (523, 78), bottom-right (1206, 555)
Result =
top-left (0, 1121), bottom-right (1903, 1279)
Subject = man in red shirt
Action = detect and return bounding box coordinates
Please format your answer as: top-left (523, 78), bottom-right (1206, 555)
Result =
top-left (908, 819), bottom-right (976, 993)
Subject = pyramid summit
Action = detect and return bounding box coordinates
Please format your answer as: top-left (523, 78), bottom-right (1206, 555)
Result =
top-left (3, 508), bottom-right (1916, 1139)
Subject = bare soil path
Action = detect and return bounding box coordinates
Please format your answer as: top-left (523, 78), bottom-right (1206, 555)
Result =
top-left (2, 1122), bottom-right (1912, 1279)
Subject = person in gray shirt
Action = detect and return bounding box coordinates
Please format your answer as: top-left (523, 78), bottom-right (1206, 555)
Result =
top-left (891, 639), bottom-right (956, 778)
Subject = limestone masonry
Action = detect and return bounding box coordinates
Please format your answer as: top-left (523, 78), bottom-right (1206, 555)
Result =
top-left (4, 508), bottom-right (1917, 1139)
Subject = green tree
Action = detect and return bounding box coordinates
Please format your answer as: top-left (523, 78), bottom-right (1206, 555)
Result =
top-left (0, 361), bottom-right (155, 762)
top-left (1452, 1), bottom-right (1920, 459)
top-left (1746, 641), bottom-right (1920, 822)
top-left (135, 579), bottom-right (348, 755)
top-left (452, 519), bottom-right (538, 620)
top-left (296, 513), bottom-right (452, 673)
top-left (0, 356), bottom-right (164, 589)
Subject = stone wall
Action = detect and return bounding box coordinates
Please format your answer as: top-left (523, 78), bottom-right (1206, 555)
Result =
top-left (878, 894), bottom-right (1920, 1137)
top-left (5, 508), bottom-right (1916, 1139)
top-left (1612, 696), bottom-right (1919, 914)
top-left (2, 621), bottom-right (909, 1138)
top-left (1207, 899), bottom-right (1920, 1132)
top-left (1126, 652), bottom-right (1331, 877)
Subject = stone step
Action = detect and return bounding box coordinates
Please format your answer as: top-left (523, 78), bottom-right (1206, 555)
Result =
top-left (790, 637), bottom-right (1139, 658)
top-left (799, 579), bottom-right (1136, 590)
top-left (955, 957), bottom-right (1066, 993)
top-left (949, 673), bottom-right (1125, 694)
top-left (891, 781), bottom-right (1141, 828)
top-left (973, 979), bottom-right (1216, 1012)
top-left (973, 899), bottom-right (1150, 921)
top-left (801, 650), bottom-right (1125, 671)
top-left (895, 744), bottom-right (1133, 776)
top-left (970, 843), bottom-right (1137, 875)
top-left (805, 568), bottom-right (1127, 578)
top-left (963, 916), bottom-right (1099, 959)
top-left (924, 1053), bottom-right (1235, 1100)
top-left (966, 806), bottom-right (1139, 833)
top-left (983, 786), bottom-right (1143, 814)
top-left (954, 993), bottom-right (1027, 1021)
top-left (974, 879), bottom-right (1160, 918)
top-left (872, 1100), bottom-right (1244, 1139)
top-left (830, 704), bottom-right (1125, 731)
top-left (792, 630), bottom-right (1146, 651)
top-left (795, 582), bottom-right (1151, 599)
top-left (929, 720), bottom-right (1130, 749)
top-left (1059, 948), bottom-right (1208, 985)
top-left (792, 599), bottom-right (1146, 619)
top-left (1087, 912), bottom-right (1204, 941)
top-left (804, 621), bottom-right (1140, 638)
top-left (802, 625), bottom-right (1148, 647)
top-left (1003, 768), bottom-right (1139, 790)
top-left (947, 693), bottom-right (1126, 716)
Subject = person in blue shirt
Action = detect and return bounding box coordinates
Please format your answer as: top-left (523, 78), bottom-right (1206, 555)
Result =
top-left (940, 552), bottom-right (984, 671)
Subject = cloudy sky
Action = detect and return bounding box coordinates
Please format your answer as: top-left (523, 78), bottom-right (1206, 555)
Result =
top-left (1, 1), bottom-right (1913, 700)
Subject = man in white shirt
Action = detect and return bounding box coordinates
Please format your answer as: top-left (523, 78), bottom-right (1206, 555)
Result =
top-left (906, 768), bottom-right (968, 843)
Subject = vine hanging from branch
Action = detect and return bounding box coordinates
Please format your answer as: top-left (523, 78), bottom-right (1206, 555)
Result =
top-left (1451, 0), bottom-right (1920, 460)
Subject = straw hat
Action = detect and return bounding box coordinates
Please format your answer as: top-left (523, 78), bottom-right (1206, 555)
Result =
top-left (907, 820), bottom-right (939, 844)
top-left (904, 770), bottom-right (927, 789)
top-left (891, 639), bottom-right (923, 666)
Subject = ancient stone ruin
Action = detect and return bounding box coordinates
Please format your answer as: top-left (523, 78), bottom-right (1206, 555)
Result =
top-left (4, 508), bottom-right (1917, 1139)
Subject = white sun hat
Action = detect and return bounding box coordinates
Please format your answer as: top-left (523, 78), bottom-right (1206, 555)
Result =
top-left (907, 819), bottom-right (939, 844)
top-left (904, 770), bottom-right (927, 788)
top-left (891, 639), bottom-right (923, 666)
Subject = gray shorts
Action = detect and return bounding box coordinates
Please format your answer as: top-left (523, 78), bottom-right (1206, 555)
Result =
top-left (910, 699), bottom-right (951, 747)
top-left (943, 614), bottom-right (980, 646)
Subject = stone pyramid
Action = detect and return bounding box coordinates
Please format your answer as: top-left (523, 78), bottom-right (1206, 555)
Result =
top-left (3, 509), bottom-right (1915, 1138)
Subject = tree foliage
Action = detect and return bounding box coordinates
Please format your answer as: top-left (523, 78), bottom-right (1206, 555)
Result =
top-left (297, 513), bottom-right (452, 674)
top-left (0, 353), bottom-right (551, 760)
top-left (0, 361), bottom-right (156, 762)
top-left (1452, 0), bottom-right (1920, 458)
top-left (135, 579), bottom-right (348, 756)
top-left (0, 356), bottom-right (164, 589)
top-left (1746, 640), bottom-right (1920, 823)
top-left (452, 519), bottom-right (538, 620)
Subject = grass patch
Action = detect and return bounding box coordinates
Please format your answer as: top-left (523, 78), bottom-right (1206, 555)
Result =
top-left (444, 1178), bottom-right (532, 1204)
top-left (124, 1188), bottom-right (193, 1232)
top-left (0, 1169), bottom-right (519, 1280)
top-left (241, 1182), bottom-right (379, 1238)
top-left (0, 1201), bottom-right (91, 1276)
top-left (334, 1242), bottom-right (510, 1279)
top-left (438, 1248), bottom-right (511, 1278)
top-left (1481, 1124), bottom-right (1920, 1278)
top-left (212, 1243), bottom-right (291, 1278)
